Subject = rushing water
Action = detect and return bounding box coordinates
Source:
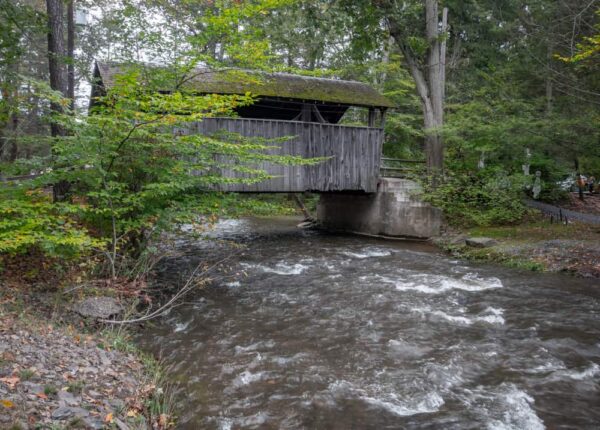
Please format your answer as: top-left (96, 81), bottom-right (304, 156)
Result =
top-left (137, 217), bottom-right (600, 429)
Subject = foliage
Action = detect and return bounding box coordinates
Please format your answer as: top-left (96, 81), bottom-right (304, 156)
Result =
top-left (557, 9), bottom-right (600, 64)
top-left (422, 169), bottom-right (529, 227)
top-left (44, 63), bottom-right (316, 276)
top-left (0, 188), bottom-right (100, 258)
top-left (2, 0), bottom-right (600, 272)
top-left (1, 0), bottom-right (321, 276)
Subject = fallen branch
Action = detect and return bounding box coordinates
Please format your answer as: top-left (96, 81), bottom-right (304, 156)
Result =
top-left (99, 253), bottom-right (237, 324)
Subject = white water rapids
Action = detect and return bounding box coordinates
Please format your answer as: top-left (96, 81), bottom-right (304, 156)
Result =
top-left (137, 217), bottom-right (600, 429)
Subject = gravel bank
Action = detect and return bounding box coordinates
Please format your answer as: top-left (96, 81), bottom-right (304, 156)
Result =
top-left (0, 307), bottom-right (170, 429)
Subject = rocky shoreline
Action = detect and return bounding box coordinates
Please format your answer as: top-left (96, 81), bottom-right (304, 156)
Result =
top-left (437, 225), bottom-right (600, 278)
top-left (0, 292), bottom-right (173, 430)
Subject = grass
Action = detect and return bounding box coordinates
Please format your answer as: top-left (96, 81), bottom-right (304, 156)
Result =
top-left (467, 219), bottom-right (600, 242)
top-left (100, 326), bottom-right (177, 429)
top-left (458, 246), bottom-right (546, 272)
top-left (44, 384), bottom-right (58, 396)
top-left (140, 353), bottom-right (176, 423)
top-left (18, 369), bottom-right (35, 381)
top-left (441, 216), bottom-right (600, 275)
top-left (67, 380), bottom-right (85, 394)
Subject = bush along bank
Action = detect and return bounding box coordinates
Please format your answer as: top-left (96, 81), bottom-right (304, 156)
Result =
top-left (416, 168), bottom-right (600, 278)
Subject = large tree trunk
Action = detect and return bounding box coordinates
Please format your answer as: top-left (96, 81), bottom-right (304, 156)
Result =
top-left (422, 0), bottom-right (446, 173)
top-left (46, 0), bottom-right (70, 200)
top-left (46, 0), bottom-right (68, 114)
top-left (67, 0), bottom-right (75, 109)
top-left (386, 0), bottom-right (447, 174)
top-left (46, 0), bottom-right (67, 100)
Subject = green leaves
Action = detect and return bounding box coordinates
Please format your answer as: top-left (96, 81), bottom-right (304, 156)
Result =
top-left (421, 169), bottom-right (529, 227)
top-left (30, 61), bottom-right (315, 271)
top-left (0, 189), bottom-right (101, 257)
top-left (0, 51), bottom-right (320, 271)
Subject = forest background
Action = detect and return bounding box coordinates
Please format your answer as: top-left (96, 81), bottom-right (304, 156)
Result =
top-left (0, 0), bottom-right (599, 280)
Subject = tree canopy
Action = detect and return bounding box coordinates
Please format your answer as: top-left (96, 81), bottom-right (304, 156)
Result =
top-left (1, 0), bottom-right (599, 267)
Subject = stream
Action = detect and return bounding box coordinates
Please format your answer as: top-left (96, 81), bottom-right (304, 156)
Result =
top-left (136, 216), bottom-right (600, 429)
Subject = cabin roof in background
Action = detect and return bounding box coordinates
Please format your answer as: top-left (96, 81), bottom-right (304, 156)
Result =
top-left (93, 62), bottom-right (395, 109)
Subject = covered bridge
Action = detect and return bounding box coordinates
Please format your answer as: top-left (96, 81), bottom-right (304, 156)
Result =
top-left (91, 62), bottom-right (394, 193)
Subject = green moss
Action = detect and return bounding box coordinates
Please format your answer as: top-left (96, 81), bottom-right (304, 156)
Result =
top-left (438, 240), bottom-right (546, 273)
top-left (467, 220), bottom-right (600, 241)
top-left (97, 62), bottom-right (395, 108)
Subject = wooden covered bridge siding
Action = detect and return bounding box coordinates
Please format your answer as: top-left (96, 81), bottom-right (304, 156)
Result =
top-left (191, 117), bottom-right (383, 193)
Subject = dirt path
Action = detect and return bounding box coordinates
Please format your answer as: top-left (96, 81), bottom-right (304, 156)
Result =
top-left (561, 193), bottom-right (600, 215)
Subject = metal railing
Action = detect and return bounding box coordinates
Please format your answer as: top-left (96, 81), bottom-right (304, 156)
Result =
top-left (0, 172), bottom-right (46, 183)
top-left (380, 157), bottom-right (426, 178)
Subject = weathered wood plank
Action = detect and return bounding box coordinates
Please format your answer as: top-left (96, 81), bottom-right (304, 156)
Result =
top-left (190, 117), bottom-right (382, 193)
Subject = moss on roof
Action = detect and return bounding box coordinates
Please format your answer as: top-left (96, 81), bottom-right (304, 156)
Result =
top-left (94, 62), bottom-right (395, 108)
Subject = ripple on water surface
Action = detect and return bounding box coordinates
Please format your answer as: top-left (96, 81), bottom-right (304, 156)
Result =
top-left (137, 217), bottom-right (600, 429)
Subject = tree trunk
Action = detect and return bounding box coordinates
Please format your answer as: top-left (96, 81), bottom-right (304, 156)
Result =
top-left (8, 108), bottom-right (18, 162)
top-left (67, 0), bottom-right (75, 109)
top-left (46, 0), bottom-right (68, 128)
top-left (4, 61), bottom-right (20, 162)
top-left (545, 41), bottom-right (554, 116)
top-left (424, 1), bottom-right (446, 173)
top-left (386, 1), bottom-right (447, 175)
top-left (378, 36), bottom-right (393, 87)
top-left (46, 0), bottom-right (68, 102)
top-left (46, 0), bottom-right (70, 200)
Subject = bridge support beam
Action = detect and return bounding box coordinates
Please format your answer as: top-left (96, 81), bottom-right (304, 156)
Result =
top-left (317, 178), bottom-right (442, 239)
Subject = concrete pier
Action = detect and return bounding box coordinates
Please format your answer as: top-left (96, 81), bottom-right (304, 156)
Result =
top-left (317, 178), bottom-right (442, 239)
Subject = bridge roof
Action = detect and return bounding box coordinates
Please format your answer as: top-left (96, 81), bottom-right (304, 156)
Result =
top-left (93, 62), bottom-right (395, 109)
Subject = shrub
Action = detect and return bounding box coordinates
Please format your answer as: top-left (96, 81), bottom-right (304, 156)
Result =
top-left (422, 169), bottom-right (528, 227)
top-left (0, 188), bottom-right (101, 258)
top-left (41, 64), bottom-right (316, 278)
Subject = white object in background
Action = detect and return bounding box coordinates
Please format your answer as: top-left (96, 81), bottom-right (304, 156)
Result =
top-left (532, 171), bottom-right (542, 199)
top-left (75, 9), bottom-right (88, 26)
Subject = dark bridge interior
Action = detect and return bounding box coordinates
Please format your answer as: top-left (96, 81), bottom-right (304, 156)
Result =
top-left (235, 97), bottom-right (349, 123)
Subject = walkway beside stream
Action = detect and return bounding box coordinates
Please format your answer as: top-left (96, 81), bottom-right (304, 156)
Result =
top-left (524, 198), bottom-right (600, 225)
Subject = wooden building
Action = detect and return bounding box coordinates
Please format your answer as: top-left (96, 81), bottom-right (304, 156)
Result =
top-left (91, 62), bottom-right (394, 193)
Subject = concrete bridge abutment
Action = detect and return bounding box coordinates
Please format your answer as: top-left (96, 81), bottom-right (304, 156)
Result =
top-left (316, 178), bottom-right (442, 239)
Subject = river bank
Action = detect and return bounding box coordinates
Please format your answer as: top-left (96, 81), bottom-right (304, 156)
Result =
top-left (435, 219), bottom-right (600, 278)
top-left (2, 213), bottom-right (599, 428)
top-left (0, 286), bottom-right (174, 429)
